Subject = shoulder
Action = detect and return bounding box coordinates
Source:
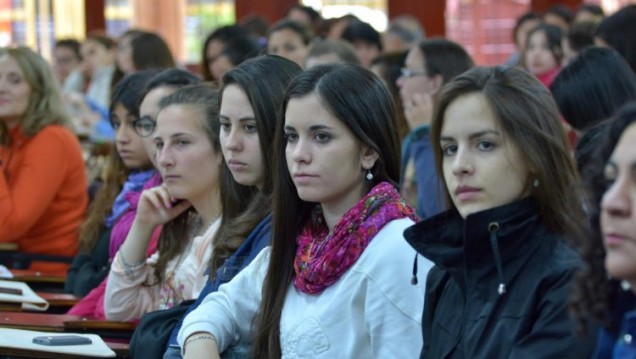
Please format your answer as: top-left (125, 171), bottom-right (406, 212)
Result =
top-left (30, 125), bottom-right (80, 150)
top-left (352, 218), bottom-right (429, 318)
top-left (535, 230), bottom-right (582, 277)
top-left (355, 217), bottom-right (420, 263)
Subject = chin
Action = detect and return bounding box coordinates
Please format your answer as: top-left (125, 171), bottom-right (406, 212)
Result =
top-left (607, 259), bottom-right (636, 281)
top-left (295, 189), bottom-right (321, 203)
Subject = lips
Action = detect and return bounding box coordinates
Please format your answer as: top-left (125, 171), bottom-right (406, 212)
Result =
top-left (227, 159), bottom-right (247, 171)
top-left (163, 174), bottom-right (182, 182)
top-left (117, 149), bottom-right (134, 158)
top-left (604, 232), bottom-right (633, 248)
top-left (454, 185), bottom-right (481, 201)
top-left (292, 172), bottom-right (317, 184)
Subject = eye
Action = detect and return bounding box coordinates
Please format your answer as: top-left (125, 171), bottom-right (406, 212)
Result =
top-left (155, 140), bottom-right (164, 150)
top-left (177, 139), bottom-right (190, 147)
top-left (133, 118), bottom-right (155, 136)
top-left (477, 140), bottom-right (496, 151)
top-left (284, 132), bottom-right (298, 143)
top-left (110, 119), bottom-right (121, 130)
top-left (314, 132), bottom-right (330, 143)
top-left (8, 74), bottom-right (22, 85)
top-left (441, 144), bottom-right (457, 156)
top-left (603, 164), bottom-right (617, 187)
top-left (244, 123), bottom-right (257, 133)
top-left (219, 121), bottom-right (231, 132)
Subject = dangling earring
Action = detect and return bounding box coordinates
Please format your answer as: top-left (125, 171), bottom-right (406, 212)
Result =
top-left (366, 170), bottom-right (374, 181)
top-left (533, 178), bottom-right (540, 188)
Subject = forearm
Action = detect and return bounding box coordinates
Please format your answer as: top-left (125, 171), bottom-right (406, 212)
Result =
top-left (183, 332), bottom-right (220, 359)
top-left (118, 218), bottom-right (156, 264)
top-left (104, 254), bottom-right (158, 321)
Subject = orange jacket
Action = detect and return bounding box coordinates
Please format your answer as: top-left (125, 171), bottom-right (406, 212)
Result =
top-left (0, 125), bottom-right (88, 275)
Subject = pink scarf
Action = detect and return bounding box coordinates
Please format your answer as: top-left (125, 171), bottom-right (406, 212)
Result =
top-left (293, 182), bottom-right (418, 294)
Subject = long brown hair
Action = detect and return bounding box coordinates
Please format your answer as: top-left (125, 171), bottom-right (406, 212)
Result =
top-left (208, 55), bottom-right (303, 279)
top-left (0, 47), bottom-right (70, 146)
top-left (152, 84), bottom-right (221, 283)
top-left (79, 71), bottom-right (156, 252)
top-left (253, 64), bottom-right (401, 358)
top-left (431, 66), bottom-right (586, 242)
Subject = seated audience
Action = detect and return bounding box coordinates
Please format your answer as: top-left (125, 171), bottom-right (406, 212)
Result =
top-left (524, 23), bottom-right (563, 87)
top-left (396, 38), bottom-right (474, 219)
top-left (52, 38), bottom-right (82, 86)
top-left (551, 46), bottom-right (636, 133)
top-left (267, 19), bottom-right (313, 67)
top-left (200, 25), bottom-right (250, 82)
top-left (104, 84), bottom-right (222, 321)
top-left (404, 65), bottom-right (593, 357)
top-left (595, 5), bottom-right (636, 73)
top-left (162, 55), bottom-right (302, 359)
top-left (178, 63), bottom-right (431, 358)
top-left (209, 36), bottom-right (260, 81)
top-left (341, 20), bottom-right (382, 68)
top-left (0, 47), bottom-right (87, 275)
top-left (570, 103), bottom-right (636, 359)
top-left (561, 20), bottom-right (597, 65)
top-left (65, 70), bottom-right (157, 297)
top-left (304, 39), bottom-right (360, 68)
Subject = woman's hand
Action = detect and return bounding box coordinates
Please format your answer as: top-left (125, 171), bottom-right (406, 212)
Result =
top-left (135, 184), bottom-right (191, 227)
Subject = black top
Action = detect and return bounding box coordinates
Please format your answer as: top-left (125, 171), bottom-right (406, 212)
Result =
top-left (404, 198), bottom-right (594, 359)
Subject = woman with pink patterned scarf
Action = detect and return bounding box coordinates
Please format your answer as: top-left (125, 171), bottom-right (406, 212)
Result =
top-left (178, 64), bottom-right (433, 359)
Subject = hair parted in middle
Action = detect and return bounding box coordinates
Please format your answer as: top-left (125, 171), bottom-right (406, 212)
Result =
top-left (208, 55), bottom-right (303, 279)
top-left (150, 83), bottom-right (222, 282)
top-left (253, 63), bottom-right (401, 358)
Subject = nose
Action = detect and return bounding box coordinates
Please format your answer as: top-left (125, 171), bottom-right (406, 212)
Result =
top-left (601, 177), bottom-right (631, 218)
top-left (222, 127), bottom-right (242, 153)
top-left (157, 144), bottom-right (174, 169)
top-left (289, 137), bottom-right (311, 164)
top-left (451, 146), bottom-right (474, 177)
top-left (115, 123), bottom-right (131, 144)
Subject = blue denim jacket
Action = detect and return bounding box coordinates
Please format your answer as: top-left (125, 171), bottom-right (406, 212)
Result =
top-left (165, 214), bottom-right (272, 352)
top-left (401, 125), bottom-right (445, 219)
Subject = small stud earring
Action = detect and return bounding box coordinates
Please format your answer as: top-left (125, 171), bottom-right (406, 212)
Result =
top-left (366, 170), bottom-right (374, 181)
top-left (533, 178), bottom-right (540, 188)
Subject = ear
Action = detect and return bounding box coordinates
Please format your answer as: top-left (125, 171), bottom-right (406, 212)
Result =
top-left (427, 74), bottom-right (444, 96)
top-left (360, 144), bottom-right (380, 171)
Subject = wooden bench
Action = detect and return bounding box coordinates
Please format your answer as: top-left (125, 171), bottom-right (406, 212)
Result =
top-left (0, 292), bottom-right (80, 314)
top-left (7, 269), bottom-right (66, 293)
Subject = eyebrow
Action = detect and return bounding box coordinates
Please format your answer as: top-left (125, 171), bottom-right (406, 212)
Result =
top-left (219, 115), bottom-right (256, 122)
top-left (152, 132), bottom-right (191, 141)
top-left (440, 129), bottom-right (501, 142)
top-left (284, 124), bottom-right (334, 131)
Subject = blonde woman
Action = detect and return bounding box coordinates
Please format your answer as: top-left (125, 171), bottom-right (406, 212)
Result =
top-left (0, 47), bottom-right (87, 275)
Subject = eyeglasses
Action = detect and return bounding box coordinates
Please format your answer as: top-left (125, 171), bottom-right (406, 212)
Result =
top-left (110, 116), bottom-right (156, 137)
top-left (132, 117), bottom-right (156, 137)
top-left (400, 68), bottom-right (428, 78)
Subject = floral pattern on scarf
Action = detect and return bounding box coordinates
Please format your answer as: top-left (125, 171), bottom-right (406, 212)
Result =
top-left (294, 181), bottom-right (418, 294)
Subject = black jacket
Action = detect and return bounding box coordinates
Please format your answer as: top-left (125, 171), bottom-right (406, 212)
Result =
top-left (64, 228), bottom-right (111, 297)
top-left (404, 198), bottom-right (594, 359)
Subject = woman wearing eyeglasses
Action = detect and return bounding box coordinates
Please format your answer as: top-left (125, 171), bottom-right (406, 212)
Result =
top-left (66, 71), bottom-right (159, 299)
top-left (66, 69), bottom-right (203, 318)
top-left (396, 39), bottom-right (474, 220)
top-left (104, 84), bottom-right (224, 321)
